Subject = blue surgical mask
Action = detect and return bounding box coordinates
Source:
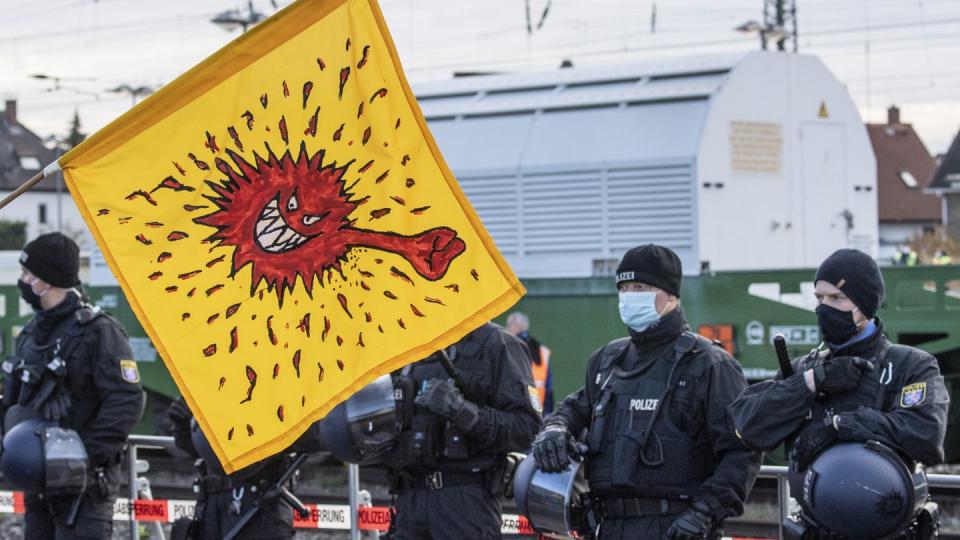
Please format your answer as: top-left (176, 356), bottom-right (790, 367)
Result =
top-left (618, 291), bottom-right (661, 332)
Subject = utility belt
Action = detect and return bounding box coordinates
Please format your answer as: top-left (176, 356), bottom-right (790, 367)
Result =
top-left (197, 460), bottom-right (286, 495)
top-left (392, 470), bottom-right (487, 492)
top-left (591, 496), bottom-right (691, 519)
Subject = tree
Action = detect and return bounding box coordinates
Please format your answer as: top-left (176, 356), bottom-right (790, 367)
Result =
top-left (65, 109), bottom-right (86, 149)
top-left (0, 220), bottom-right (27, 250)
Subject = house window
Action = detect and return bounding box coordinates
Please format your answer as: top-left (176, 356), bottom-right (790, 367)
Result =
top-left (898, 170), bottom-right (918, 188)
top-left (38, 203), bottom-right (47, 224)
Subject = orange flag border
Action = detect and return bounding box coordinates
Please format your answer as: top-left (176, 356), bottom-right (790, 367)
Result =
top-left (60, 0), bottom-right (525, 473)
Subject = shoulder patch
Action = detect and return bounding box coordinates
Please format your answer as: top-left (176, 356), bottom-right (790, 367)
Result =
top-left (527, 385), bottom-right (543, 413)
top-left (900, 382), bottom-right (926, 407)
top-left (120, 359), bottom-right (140, 383)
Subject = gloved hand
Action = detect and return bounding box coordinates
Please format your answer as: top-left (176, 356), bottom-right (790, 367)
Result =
top-left (790, 416), bottom-right (837, 470)
top-left (414, 379), bottom-right (479, 431)
top-left (666, 502), bottom-right (715, 540)
top-left (811, 356), bottom-right (874, 395)
top-left (39, 388), bottom-right (71, 421)
top-left (532, 424), bottom-right (579, 472)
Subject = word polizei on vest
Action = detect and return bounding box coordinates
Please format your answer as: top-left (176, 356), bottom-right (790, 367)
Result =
top-left (629, 398), bottom-right (660, 412)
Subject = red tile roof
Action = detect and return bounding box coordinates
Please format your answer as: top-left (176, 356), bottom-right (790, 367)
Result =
top-left (866, 120), bottom-right (940, 223)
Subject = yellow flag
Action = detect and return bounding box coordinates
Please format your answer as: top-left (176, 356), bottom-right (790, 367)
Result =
top-left (59, 0), bottom-right (524, 472)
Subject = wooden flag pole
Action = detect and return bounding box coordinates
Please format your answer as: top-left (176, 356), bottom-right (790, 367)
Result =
top-left (0, 161), bottom-right (61, 211)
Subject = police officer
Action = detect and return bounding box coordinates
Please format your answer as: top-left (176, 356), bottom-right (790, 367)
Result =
top-left (384, 322), bottom-right (542, 539)
top-left (531, 244), bottom-right (760, 540)
top-left (167, 398), bottom-right (321, 540)
top-left (728, 249), bottom-right (949, 538)
top-left (2, 233), bottom-right (144, 539)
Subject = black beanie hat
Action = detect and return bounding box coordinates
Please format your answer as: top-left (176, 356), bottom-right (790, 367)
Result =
top-left (19, 233), bottom-right (80, 288)
top-left (615, 244), bottom-right (682, 296)
top-left (814, 249), bottom-right (885, 318)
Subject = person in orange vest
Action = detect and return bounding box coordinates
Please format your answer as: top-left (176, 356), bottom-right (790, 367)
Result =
top-left (506, 311), bottom-right (554, 414)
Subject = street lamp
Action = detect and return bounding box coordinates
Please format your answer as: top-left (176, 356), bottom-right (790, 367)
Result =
top-left (211, 1), bottom-right (266, 33)
top-left (107, 84), bottom-right (154, 106)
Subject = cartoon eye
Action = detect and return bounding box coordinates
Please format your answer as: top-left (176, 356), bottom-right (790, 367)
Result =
top-left (287, 192), bottom-right (299, 212)
top-left (302, 211), bottom-right (330, 226)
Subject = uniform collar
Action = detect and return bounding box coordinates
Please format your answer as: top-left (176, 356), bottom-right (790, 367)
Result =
top-left (628, 306), bottom-right (688, 350)
top-left (830, 318), bottom-right (887, 357)
top-left (32, 291), bottom-right (81, 342)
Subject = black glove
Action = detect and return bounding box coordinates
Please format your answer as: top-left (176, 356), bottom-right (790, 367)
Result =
top-left (790, 416), bottom-right (837, 470)
top-left (666, 502), bottom-right (715, 540)
top-left (414, 379), bottom-right (479, 431)
top-left (39, 388), bottom-right (71, 421)
top-left (532, 423), bottom-right (580, 472)
top-left (812, 356), bottom-right (874, 395)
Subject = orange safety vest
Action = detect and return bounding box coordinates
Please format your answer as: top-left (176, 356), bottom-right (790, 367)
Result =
top-left (531, 345), bottom-right (551, 408)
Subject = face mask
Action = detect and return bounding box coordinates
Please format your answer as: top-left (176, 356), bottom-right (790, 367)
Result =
top-left (816, 304), bottom-right (860, 346)
top-left (619, 291), bottom-right (661, 333)
top-left (18, 278), bottom-right (46, 312)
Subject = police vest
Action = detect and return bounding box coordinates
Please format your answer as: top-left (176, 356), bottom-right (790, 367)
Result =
top-left (531, 346), bottom-right (550, 409)
top-left (388, 326), bottom-right (502, 474)
top-left (585, 332), bottom-right (714, 500)
top-left (4, 304), bottom-right (107, 432)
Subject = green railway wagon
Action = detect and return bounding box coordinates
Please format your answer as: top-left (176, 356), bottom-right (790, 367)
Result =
top-left (1, 265), bottom-right (956, 460)
top-left (497, 266), bottom-right (960, 462)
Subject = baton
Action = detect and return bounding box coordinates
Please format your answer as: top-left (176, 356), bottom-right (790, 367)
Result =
top-left (223, 453), bottom-right (310, 540)
top-left (438, 348), bottom-right (477, 402)
top-left (773, 334), bottom-right (794, 378)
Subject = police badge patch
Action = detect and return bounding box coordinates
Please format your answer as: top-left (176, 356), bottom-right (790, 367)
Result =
top-left (527, 385), bottom-right (543, 413)
top-left (900, 382), bottom-right (926, 407)
top-left (120, 359), bottom-right (140, 383)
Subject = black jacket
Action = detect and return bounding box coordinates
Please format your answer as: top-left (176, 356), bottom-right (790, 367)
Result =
top-left (728, 319), bottom-right (949, 466)
top-left (386, 323), bottom-right (542, 474)
top-left (547, 308), bottom-right (761, 519)
top-left (11, 292), bottom-right (144, 466)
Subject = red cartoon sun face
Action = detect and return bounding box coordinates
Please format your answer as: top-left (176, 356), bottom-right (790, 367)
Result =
top-left (254, 172), bottom-right (353, 254)
top-left (195, 142), bottom-right (466, 304)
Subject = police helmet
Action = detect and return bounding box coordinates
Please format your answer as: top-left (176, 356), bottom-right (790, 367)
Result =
top-left (0, 417), bottom-right (50, 492)
top-left (513, 454), bottom-right (589, 537)
top-left (3, 404), bottom-right (40, 436)
top-left (190, 421), bottom-right (265, 480)
top-left (798, 441), bottom-right (928, 539)
top-left (318, 374), bottom-right (397, 465)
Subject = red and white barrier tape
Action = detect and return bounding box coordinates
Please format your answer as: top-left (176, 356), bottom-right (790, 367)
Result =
top-left (0, 490), bottom-right (771, 538)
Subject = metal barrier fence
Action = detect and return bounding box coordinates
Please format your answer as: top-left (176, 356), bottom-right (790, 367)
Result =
top-left (123, 435), bottom-right (960, 540)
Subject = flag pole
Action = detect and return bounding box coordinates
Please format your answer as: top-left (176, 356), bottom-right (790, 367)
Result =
top-left (0, 161), bottom-right (62, 211)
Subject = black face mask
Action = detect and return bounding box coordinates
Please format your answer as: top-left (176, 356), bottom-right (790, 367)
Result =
top-left (18, 280), bottom-right (44, 312)
top-left (816, 304), bottom-right (860, 346)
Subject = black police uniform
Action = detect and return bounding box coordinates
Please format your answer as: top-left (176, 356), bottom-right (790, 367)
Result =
top-left (728, 320), bottom-right (949, 537)
top-left (169, 405), bottom-right (323, 540)
top-left (384, 323), bottom-right (542, 540)
top-left (3, 291), bottom-right (144, 539)
top-left (545, 308), bottom-right (761, 540)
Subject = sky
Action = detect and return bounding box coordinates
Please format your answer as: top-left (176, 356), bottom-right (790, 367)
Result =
top-left (2, 0), bottom-right (960, 154)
